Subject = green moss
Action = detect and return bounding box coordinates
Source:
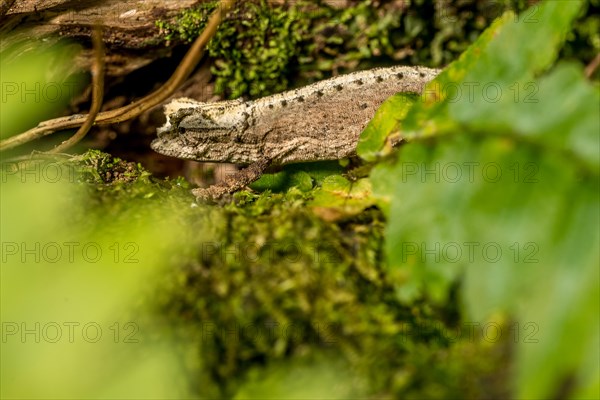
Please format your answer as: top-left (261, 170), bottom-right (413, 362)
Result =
top-left (150, 188), bottom-right (510, 398)
top-left (155, 1), bottom-right (219, 44)
top-left (157, 0), bottom-right (597, 99)
top-left (39, 150), bottom-right (194, 214)
top-left (76, 149), bottom-right (146, 183)
top-left (42, 150), bottom-right (513, 397)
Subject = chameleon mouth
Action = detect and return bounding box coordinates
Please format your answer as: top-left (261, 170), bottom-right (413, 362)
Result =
top-left (152, 98), bottom-right (203, 157)
top-left (150, 135), bottom-right (180, 157)
top-left (151, 133), bottom-right (205, 161)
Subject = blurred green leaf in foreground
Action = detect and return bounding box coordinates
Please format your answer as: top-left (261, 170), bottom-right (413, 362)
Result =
top-left (366, 1), bottom-right (599, 398)
top-left (0, 41), bottom-right (196, 398)
top-left (0, 40), bottom-right (85, 139)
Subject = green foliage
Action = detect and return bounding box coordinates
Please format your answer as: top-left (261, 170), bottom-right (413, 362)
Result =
top-left (233, 352), bottom-right (368, 399)
top-left (1, 162), bottom-right (197, 398)
top-left (357, 93), bottom-right (419, 161)
top-left (4, 2), bottom-right (598, 399)
top-left (156, 0), bottom-right (597, 99)
top-left (77, 149), bottom-right (149, 183)
top-left (365, 1), bottom-right (599, 398)
top-left (156, 187), bottom-right (513, 398)
top-left (208, 0), bottom-right (313, 98)
top-left (158, 190), bottom-right (393, 395)
top-left (155, 1), bottom-right (219, 44)
top-left (157, 0), bottom-right (313, 98)
top-left (250, 161), bottom-right (344, 193)
top-left (309, 175), bottom-right (375, 221)
top-left (0, 40), bottom-right (85, 139)
top-left (1, 127), bottom-right (194, 400)
top-left (560, 0), bottom-right (600, 78)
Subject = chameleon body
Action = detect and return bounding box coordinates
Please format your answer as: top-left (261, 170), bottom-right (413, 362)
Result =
top-left (151, 65), bottom-right (440, 166)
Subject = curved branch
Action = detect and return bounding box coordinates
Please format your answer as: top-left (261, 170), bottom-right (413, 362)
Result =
top-left (49, 26), bottom-right (105, 153)
top-left (585, 53), bottom-right (600, 79)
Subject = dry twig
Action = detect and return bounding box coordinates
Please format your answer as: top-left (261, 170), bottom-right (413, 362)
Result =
top-left (48, 26), bottom-right (105, 153)
top-left (584, 53), bottom-right (600, 79)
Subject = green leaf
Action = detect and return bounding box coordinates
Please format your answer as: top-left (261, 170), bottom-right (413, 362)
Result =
top-left (401, 12), bottom-right (515, 138)
top-left (250, 161), bottom-right (343, 193)
top-left (0, 41), bottom-right (84, 139)
top-left (356, 93), bottom-right (418, 161)
top-left (371, 2), bottom-right (597, 398)
top-left (378, 132), bottom-right (598, 398)
top-left (402, 0), bottom-right (583, 140)
top-left (461, 0), bottom-right (583, 86)
top-left (310, 175), bottom-right (375, 221)
top-left (250, 169), bottom-right (313, 193)
top-left (1, 176), bottom-right (194, 399)
top-left (451, 62), bottom-right (600, 171)
top-left (251, 170), bottom-right (295, 192)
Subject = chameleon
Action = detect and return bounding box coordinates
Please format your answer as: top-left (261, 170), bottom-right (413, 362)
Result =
top-left (151, 65), bottom-right (440, 200)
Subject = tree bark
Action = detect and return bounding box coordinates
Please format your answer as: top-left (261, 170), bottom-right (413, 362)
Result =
top-left (1, 0), bottom-right (201, 77)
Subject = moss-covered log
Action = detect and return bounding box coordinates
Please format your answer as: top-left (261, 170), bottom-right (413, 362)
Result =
top-left (1, 0), bottom-right (199, 77)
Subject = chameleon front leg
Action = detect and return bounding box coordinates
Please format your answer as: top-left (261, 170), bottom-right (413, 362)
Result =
top-left (192, 157), bottom-right (272, 201)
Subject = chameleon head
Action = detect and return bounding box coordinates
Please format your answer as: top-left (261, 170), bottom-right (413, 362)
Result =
top-left (151, 97), bottom-right (250, 161)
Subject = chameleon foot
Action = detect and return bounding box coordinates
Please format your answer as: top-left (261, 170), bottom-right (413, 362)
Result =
top-left (192, 157), bottom-right (271, 202)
